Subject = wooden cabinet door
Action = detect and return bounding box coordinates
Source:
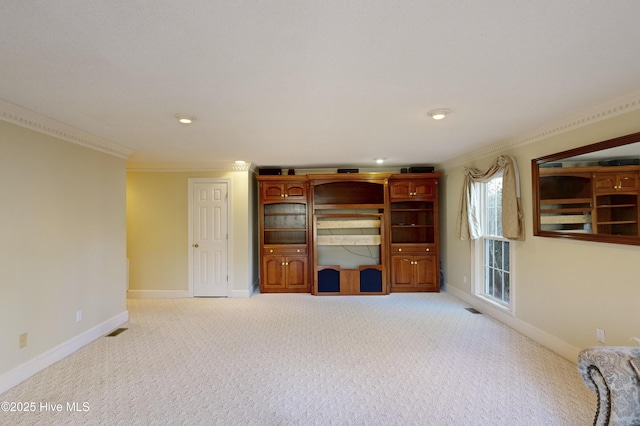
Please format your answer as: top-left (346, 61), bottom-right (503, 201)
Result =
top-left (389, 181), bottom-right (412, 199)
top-left (284, 183), bottom-right (307, 200)
top-left (594, 172), bottom-right (639, 193)
top-left (262, 256), bottom-right (286, 289)
top-left (617, 173), bottom-right (639, 191)
top-left (414, 256), bottom-right (437, 290)
top-left (262, 183), bottom-right (286, 200)
top-left (391, 254), bottom-right (438, 291)
top-left (261, 181), bottom-right (307, 201)
top-left (391, 256), bottom-right (413, 288)
top-left (390, 179), bottom-right (435, 200)
top-left (412, 181), bottom-right (435, 200)
top-left (285, 256), bottom-right (308, 289)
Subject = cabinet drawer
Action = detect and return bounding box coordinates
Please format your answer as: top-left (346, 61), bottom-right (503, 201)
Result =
top-left (391, 244), bottom-right (435, 254)
top-left (263, 246), bottom-right (307, 256)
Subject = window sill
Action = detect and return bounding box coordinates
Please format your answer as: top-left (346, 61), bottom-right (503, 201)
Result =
top-left (474, 293), bottom-right (515, 317)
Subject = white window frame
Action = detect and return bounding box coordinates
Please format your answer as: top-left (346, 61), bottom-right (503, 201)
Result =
top-left (471, 175), bottom-right (516, 315)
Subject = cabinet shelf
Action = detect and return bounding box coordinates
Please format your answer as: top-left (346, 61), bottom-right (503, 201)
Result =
top-left (264, 212), bottom-right (306, 216)
top-left (541, 207), bottom-right (592, 214)
top-left (316, 235), bottom-right (381, 245)
top-left (391, 224), bottom-right (434, 228)
top-left (597, 204), bottom-right (637, 208)
top-left (390, 197), bottom-right (436, 246)
top-left (313, 203), bottom-right (385, 210)
top-left (540, 198), bottom-right (592, 205)
top-left (315, 215), bottom-right (382, 247)
top-left (540, 214), bottom-right (591, 225)
top-left (598, 220), bottom-right (637, 225)
top-left (316, 219), bottom-right (380, 229)
top-left (391, 208), bottom-right (435, 212)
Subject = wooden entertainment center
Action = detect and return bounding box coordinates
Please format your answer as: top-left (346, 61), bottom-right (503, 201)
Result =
top-left (257, 172), bottom-right (441, 295)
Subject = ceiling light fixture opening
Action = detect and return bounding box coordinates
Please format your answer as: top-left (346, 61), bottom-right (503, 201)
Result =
top-left (175, 114), bottom-right (196, 124)
top-left (428, 109), bottom-right (450, 120)
top-left (375, 158), bottom-right (385, 164)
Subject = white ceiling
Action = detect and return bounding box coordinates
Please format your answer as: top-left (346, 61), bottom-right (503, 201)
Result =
top-left (2, 1), bottom-right (640, 168)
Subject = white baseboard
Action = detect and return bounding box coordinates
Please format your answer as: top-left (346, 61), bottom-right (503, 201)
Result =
top-left (230, 289), bottom-right (252, 298)
top-left (127, 290), bottom-right (190, 299)
top-left (127, 288), bottom-right (256, 298)
top-left (445, 285), bottom-right (582, 362)
top-left (0, 310), bottom-right (129, 395)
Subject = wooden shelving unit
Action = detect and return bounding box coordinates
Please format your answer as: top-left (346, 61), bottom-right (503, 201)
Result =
top-left (258, 176), bottom-right (310, 293)
top-left (257, 172), bottom-right (441, 294)
top-left (310, 173), bottom-right (389, 295)
top-left (389, 174), bottom-right (440, 292)
top-left (314, 214), bottom-right (385, 295)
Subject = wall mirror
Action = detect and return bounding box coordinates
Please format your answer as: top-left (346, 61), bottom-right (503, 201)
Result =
top-left (532, 131), bottom-right (640, 246)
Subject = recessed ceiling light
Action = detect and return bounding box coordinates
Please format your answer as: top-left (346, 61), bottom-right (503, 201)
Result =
top-left (375, 158), bottom-right (385, 164)
top-left (235, 160), bottom-right (246, 164)
top-left (175, 114), bottom-right (196, 124)
top-left (427, 109), bottom-right (450, 120)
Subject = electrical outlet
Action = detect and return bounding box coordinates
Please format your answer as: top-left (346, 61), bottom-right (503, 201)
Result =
top-left (76, 310), bottom-right (82, 322)
top-left (596, 328), bottom-right (606, 343)
top-left (19, 333), bottom-right (27, 348)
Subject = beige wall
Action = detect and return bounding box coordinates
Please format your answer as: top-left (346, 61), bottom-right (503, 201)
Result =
top-left (126, 169), bottom-right (258, 297)
top-left (441, 109), bottom-right (640, 358)
top-left (0, 120), bottom-right (128, 376)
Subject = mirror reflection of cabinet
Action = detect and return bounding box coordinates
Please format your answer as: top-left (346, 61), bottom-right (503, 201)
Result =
top-left (533, 131), bottom-right (640, 245)
top-left (593, 171), bottom-right (639, 236)
top-left (538, 170), bottom-right (593, 234)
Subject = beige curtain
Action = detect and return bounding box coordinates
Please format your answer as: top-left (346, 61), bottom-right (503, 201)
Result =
top-left (456, 155), bottom-right (524, 241)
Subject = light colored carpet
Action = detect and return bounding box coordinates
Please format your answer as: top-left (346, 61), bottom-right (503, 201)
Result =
top-left (1, 292), bottom-right (595, 425)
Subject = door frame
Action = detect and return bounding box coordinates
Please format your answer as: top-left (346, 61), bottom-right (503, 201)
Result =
top-left (187, 178), bottom-right (233, 297)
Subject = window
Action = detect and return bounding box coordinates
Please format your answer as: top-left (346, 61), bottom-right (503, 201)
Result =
top-left (474, 174), bottom-right (513, 310)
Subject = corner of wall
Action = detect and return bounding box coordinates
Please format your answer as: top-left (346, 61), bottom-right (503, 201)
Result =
top-left (0, 310), bottom-right (128, 395)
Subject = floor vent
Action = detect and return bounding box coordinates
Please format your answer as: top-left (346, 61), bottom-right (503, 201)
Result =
top-left (106, 328), bottom-right (128, 337)
top-left (465, 307), bottom-right (481, 314)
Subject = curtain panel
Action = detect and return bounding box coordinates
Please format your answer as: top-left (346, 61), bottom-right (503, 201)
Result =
top-left (456, 155), bottom-right (525, 241)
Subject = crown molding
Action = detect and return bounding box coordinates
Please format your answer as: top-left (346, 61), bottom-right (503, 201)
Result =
top-left (440, 87), bottom-right (640, 170)
top-left (126, 162), bottom-right (256, 173)
top-left (0, 98), bottom-right (134, 159)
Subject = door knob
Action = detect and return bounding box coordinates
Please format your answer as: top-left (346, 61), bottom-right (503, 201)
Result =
top-left (193, 244), bottom-right (199, 248)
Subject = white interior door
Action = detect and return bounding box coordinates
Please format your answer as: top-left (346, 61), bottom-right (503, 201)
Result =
top-left (192, 181), bottom-right (228, 297)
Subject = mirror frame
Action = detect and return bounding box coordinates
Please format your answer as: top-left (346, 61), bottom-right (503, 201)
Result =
top-left (532, 130), bottom-right (640, 246)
